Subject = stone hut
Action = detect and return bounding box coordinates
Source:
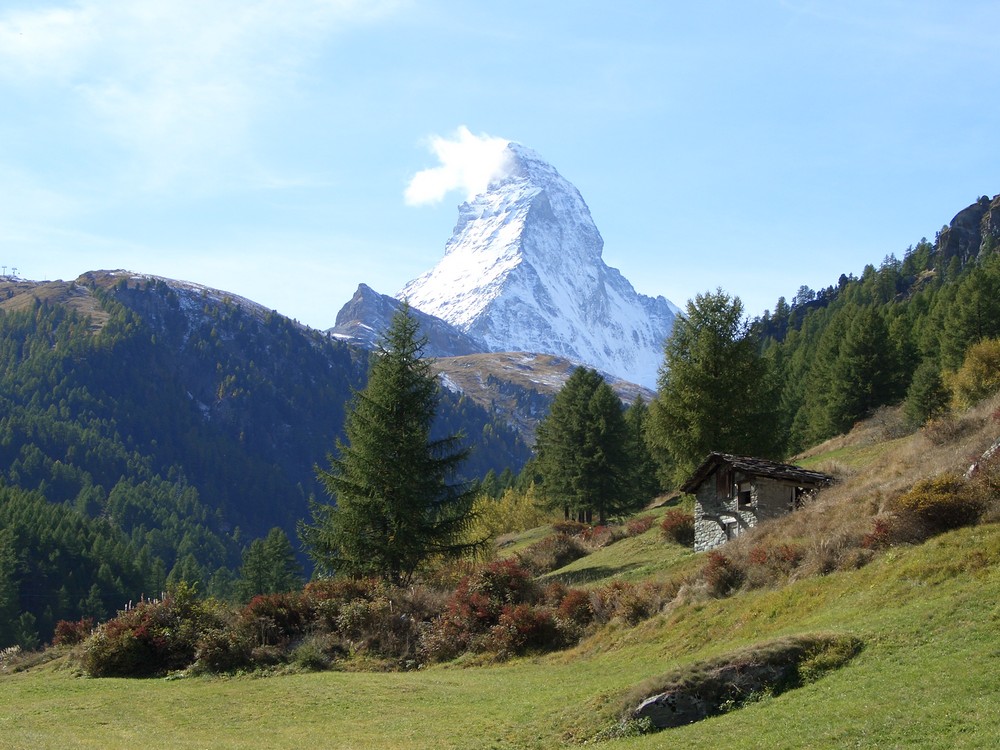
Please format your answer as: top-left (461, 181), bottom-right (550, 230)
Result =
top-left (682, 453), bottom-right (833, 552)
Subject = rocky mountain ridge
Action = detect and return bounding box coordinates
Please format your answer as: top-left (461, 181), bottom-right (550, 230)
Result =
top-left (334, 142), bottom-right (678, 389)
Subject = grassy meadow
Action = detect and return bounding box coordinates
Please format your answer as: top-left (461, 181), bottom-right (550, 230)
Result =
top-left (4, 402), bottom-right (1000, 749)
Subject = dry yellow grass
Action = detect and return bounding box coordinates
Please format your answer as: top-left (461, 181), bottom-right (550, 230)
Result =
top-left (0, 279), bottom-right (110, 333)
top-left (719, 394), bottom-right (1000, 580)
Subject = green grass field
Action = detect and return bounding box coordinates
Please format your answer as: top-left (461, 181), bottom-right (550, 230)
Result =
top-left (4, 517), bottom-right (999, 750)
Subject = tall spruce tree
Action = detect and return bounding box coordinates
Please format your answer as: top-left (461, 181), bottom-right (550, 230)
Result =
top-left (300, 304), bottom-right (477, 584)
top-left (649, 289), bottom-right (781, 486)
top-left (535, 367), bottom-right (633, 524)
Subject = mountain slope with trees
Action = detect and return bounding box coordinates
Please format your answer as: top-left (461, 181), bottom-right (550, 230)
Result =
top-left (0, 272), bottom-right (528, 646)
top-left (755, 195), bottom-right (1000, 456)
top-left (2, 190), bottom-right (1000, 652)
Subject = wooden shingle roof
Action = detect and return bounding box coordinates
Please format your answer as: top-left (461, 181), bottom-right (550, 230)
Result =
top-left (680, 452), bottom-right (834, 494)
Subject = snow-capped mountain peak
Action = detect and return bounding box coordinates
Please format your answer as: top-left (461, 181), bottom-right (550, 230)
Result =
top-left (398, 142), bottom-right (676, 389)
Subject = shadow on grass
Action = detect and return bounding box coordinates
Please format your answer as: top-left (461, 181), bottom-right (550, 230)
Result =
top-left (544, 563), bottom-right (643, 587)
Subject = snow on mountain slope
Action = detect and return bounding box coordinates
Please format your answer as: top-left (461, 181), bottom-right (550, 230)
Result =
top-left (398, 142), bottom-right (677, 389)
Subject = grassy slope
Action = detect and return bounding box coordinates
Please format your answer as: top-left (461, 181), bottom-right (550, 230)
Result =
top-left (4, 407), bottom-right (1000, 749)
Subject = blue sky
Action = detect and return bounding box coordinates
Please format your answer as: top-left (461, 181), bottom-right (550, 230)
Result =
top-left (3, 0), bottom-right (998, 328)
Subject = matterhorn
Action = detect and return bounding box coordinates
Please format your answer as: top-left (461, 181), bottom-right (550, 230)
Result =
top-left (393, 142), bottom-right (676, 389)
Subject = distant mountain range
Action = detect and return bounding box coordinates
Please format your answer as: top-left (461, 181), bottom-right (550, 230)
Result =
top-left (0, 272), bottom-right (530, 539)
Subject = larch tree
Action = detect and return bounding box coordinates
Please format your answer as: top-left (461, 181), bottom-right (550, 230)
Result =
top-left (648, 289), bottom-right (781, 486)
top-left (235, 527), bottom-right (303, 603)
top-left (300, 304), bottom-right (479, 584)
top-left (535, 367), bottom-right (633, 524)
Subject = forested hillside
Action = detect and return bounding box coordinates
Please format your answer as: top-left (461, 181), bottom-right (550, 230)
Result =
top-left (759, 194), bottom-right (1000, 454)
top-left (0, 272), bottom-right (529, 646)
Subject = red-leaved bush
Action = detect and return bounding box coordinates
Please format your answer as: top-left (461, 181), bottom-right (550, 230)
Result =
top-left (52, 617), bottom-right (94, 647)
top-left (83, 585), bottom-right (227, 677)
top-left (861, 517), bottom-right (895, 549)
top-left (660, 509), bottom-right (695, 546)
top-left (486, 603), bottom-right (562, 657)
top-left (626, 515), bottom-right (656, 536)
top-left (702, 551), bottom-right (743, 597)
top-left (556, 588), bottom-right (594, 627)
top-left (419, 559), bottom-right (545, 661)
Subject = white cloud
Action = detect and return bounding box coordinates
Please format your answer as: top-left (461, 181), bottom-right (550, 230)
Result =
top-left (0, 0), bottom-right (403, 188)
top-left (405, 125), bottom-right (513, 206)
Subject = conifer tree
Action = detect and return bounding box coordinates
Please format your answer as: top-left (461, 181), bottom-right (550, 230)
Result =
top-left (649, 289), bottom-right (781, 486)
top-left (825, 306), bottom-right (899, 432)
top-left (235, 527), bottom-right (303, 603)
top-left (940, 255), bottom-right (1000, 369)
top-left (623, 397), bottom-right (662, 502)
top-left (904, 358), bottom-right (949, 427)
top-left (535, 367), bottom-right (632, 524)
top-left (0, 529), bottom-right (19, 647)
top-left (300, 304), bottom-right (477, 584)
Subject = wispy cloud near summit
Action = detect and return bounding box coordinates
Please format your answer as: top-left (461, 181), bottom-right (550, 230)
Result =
top-left (405, 126), bottom-right (512, 206)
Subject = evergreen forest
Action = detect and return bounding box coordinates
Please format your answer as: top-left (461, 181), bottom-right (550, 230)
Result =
top-left (0, 273), bottom-right (528, 647)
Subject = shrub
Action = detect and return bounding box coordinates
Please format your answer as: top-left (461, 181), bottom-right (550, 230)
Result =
top-left (305, 577), bottom-right (382, 632)
top-left (466, 558), bottom-right (537, 608)
top-left (968, 447), bottom-right (1000, 522)
top-left (552, 520), bottom-right (587, 536)
top-left (921, 414), bottom-right (973, 446)
top-left (541, 581), bottom-right (568, 606)
top-left (82, 584), bottom-right (227, 677)
top-left (580, 525), bottom-right (627, 548)
top-left (660, 509), bottom-right (695, 546)
top-left (335, 589), bottom-right (413, 658)
top-left (747, 542), bottom-right (803, 570)
top-left (515, 533), bottom-right (588, 575)
top-left (485, 603), bottom-right (563, 657)
top-left (744, 542), bottom-right (804, 588)
top-left (702, 551), bottom-right (744, 597)
top-left (420, 559), bottom-right (538, 662)
top-left (626, 515), bottom-right (656, 536)
top-left (239, 592), bottom-right (312, 647)
top-left (0, 645), bottom-right (22, 672)
top-left (861, 517), bottom-right (894, 550)
top-left (590, 580), bottom-right (662, 626)
top-left (290, 639), bottom-right (333, 672)
top-left (194, 625), bottom-right (253, 673)
top-left (52, 617), bottom-right (94, 647)
top-left (194, 592), bottom-right (314, 674)
top-left (304, 577), bottom-right (376, 605)
top-left (892, 473), bottom-right (983, 535)
top-left (555, 588), bottom-right (594, 627)
top-left (947, 338), bottom-right (1000, 408)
